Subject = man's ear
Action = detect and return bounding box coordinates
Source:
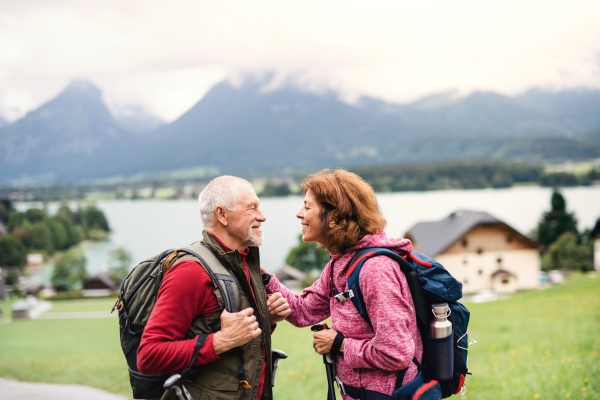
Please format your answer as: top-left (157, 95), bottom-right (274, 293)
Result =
top-left (215, 206), bottom-right (228, 226)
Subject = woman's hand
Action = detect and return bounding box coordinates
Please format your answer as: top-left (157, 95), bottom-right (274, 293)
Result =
top-left (266, 292), bottom-right (291, 324)
top-left (313, 328), bottom-right (344, 355)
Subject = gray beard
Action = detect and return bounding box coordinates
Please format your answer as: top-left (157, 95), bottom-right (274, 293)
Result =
top-left (242, 225), bottom-right (263, 247)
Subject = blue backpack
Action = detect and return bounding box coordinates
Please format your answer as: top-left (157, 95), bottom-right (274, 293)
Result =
top-left (339, 248), bottom-right (473, 399)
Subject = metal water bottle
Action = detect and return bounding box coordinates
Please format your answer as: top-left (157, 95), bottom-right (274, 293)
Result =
top-left (426, 303), bottom-right (454, 381)
top-left (430, 303), bottom-right (452, 338)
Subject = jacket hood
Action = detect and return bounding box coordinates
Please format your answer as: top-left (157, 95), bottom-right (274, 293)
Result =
top-left (332, 230), bottom-right (412, 260)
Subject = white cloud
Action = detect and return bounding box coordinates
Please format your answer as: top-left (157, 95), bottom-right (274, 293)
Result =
top-left (0, 0), bottom-right (599, 122)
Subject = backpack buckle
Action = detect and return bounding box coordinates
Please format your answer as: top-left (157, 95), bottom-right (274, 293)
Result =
top-left (334, 290), bottom-right (354, 302)
top-left (239, 380), bottom-right (251, 389)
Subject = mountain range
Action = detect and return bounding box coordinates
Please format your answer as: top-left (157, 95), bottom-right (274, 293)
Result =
top-left (1, 78), bottom-right (599, 185)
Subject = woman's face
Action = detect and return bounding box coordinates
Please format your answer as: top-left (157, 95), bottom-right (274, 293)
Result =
top-left (297, 190), bottom-right (326, 245)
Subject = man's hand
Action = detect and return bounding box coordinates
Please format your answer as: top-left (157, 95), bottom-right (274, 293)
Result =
top-left (313, 327), bottom-right (344, 355)
top-left (267, 292), bottom-right (291, 325)
top-left (212, 308), bottom-right (262, 355)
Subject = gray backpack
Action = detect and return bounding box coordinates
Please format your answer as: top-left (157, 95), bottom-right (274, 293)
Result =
top-left (111, 242), bottom-right (242, 399)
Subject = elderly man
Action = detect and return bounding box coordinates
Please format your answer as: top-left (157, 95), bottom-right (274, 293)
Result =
top-left (138, 176), bottom-right (290, 400)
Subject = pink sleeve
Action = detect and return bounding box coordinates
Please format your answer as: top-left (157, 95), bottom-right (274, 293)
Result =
top-left (343, 256), bottom-right (417, 371)
top-left (264, 263), bottom-right (332, 328)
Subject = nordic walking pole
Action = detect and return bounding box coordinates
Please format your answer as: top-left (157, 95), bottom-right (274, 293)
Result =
top-left (164, 374), bottom-right (193, 400)
top-left (311, 323), bottom-right (336, 400)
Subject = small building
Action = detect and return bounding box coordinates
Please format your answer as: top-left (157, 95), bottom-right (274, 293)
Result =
top-left (405, 210), bottom-right (540, 294)
top-left (82, 271), bottom-right (119, 297)
top-left (11, 300), bottom-right (31, 319)
top-left (25, 253), bottom-right (43, 268)
top-left (274, 266), bottom-right (306, 289)
top-left (591, 218), bottom-right (600, 272)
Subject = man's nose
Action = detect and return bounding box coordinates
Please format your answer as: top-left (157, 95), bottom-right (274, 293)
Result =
top-left (257, 208), bottom-right (266, 222)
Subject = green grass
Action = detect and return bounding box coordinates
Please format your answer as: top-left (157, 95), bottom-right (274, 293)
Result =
top-left (0, 274), bottom-right (598, 399)
top-left (462, 273), bottom-right (599, 399)
top-left (46, 297), bottom-right (118, 313)
top-left (0, 318), bottom-right (130, 396)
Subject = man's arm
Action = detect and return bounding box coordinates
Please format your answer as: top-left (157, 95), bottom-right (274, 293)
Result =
top-left (137, 260), bottom-right (223, 375)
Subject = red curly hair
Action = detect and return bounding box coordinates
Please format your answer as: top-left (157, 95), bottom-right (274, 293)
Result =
top-left (302, 169), bottom-right (386, 254)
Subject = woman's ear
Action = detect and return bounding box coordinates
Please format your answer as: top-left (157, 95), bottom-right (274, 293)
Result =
top-left (328, 213), bottom-right (337, 228)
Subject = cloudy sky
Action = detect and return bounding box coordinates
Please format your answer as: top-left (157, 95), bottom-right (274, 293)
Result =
top-left (1, 0), bottom-right (599, 122)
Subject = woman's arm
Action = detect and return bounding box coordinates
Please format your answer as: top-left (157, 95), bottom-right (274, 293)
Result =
top-left (263, 263), bottom-right (332, 328)
top-left (342, 256), bottom-right (419, 371)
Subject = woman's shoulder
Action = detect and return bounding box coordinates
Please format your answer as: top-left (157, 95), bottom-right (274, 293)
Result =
top-left (359, 253), bottom-right (405, 279)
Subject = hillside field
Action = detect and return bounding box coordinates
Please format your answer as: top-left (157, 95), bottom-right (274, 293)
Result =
top-left (0, 274), bottom-right (598, 399)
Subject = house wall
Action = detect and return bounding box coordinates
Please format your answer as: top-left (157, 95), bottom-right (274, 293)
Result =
top-left (443, 224), bottom-right (533, 254)
top-left (436, 249), bottom-right (540, 294)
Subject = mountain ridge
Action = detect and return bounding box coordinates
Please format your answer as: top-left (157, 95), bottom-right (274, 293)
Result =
top-left (1, 79), bottom-right (599, 185)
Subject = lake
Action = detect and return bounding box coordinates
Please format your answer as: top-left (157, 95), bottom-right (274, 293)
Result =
top-left (18, 186), bottom-right (600, 281)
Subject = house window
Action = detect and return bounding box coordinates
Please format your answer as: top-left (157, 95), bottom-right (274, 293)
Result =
top-left (478, 269), bottom-right (483, 275)
top-left (507, 235), bottom-right (513, 243)
top-left (497, 257), bottom-right (503, 264)
top-left (462, 239), bottom-right (468, 247)
top-left (463, 259), bottom-right (468, 266)
top-left (463, 278), bottom-right (468, 285)
top-left (477, 247), bottom-right (483, 255)
top-left (502, 278), bottom-right (510, 284)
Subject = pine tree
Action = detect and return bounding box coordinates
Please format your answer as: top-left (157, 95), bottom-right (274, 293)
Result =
top-left (537, 191), bottom-right (578, 247)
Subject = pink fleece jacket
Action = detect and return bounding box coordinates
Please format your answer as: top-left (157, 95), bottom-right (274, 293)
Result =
top-left (265, 231), bottom-right (423, 399)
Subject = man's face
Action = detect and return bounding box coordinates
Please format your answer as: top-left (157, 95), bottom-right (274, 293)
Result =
top-left (226, 184), bottom-right (266, 248)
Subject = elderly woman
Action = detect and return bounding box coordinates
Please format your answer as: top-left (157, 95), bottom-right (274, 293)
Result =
top-left (262, 169), bottom-right (423, 400)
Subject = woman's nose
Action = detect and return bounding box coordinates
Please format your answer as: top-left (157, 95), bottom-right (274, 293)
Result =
top-left (296, 209), bottom-right (303, 219)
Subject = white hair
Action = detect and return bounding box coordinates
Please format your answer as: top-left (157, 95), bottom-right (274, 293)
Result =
top-left (198, 176), bottom-right (253, 229)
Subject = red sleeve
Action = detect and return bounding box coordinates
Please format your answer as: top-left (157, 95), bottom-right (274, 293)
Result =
top-left (137, 260), bottom-right (221, 375)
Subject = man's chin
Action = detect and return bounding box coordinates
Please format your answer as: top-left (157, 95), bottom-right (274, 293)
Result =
top-left (243, 233), bottom-right (263, 247)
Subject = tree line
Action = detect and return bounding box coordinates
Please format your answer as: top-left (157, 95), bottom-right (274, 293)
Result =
top-left (2, 161), bottom-right (599, 202)
top-left (0, 200), bottom-right (110, 268)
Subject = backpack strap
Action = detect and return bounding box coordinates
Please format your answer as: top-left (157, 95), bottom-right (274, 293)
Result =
top-left (343, 247), bottom-right (425, 391)
top-left (174, 242), bottom-right (243, 313)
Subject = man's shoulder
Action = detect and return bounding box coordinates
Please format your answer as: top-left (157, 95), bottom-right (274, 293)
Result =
top-left (167, 259), bottom-right (212, 282)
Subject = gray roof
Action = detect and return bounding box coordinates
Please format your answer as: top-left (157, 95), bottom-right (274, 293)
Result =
top-left (274, 265), bottom-right (306, 281)
top-left (84, 271), bottom-right (119, 290)
top-left (405, 210), bottom-right (504, 256)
